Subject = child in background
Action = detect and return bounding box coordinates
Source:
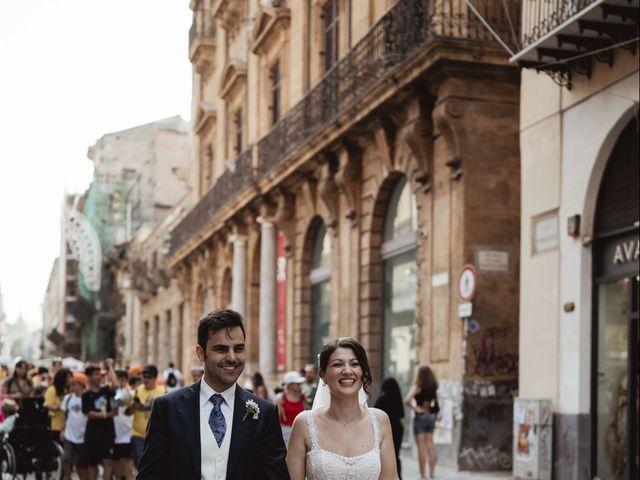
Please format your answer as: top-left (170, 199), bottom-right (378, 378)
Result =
top-left (0, 398), bottom-right (18, 434)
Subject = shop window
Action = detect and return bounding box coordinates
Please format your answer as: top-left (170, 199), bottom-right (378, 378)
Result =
top-left (381, 176), bottom-right (417, 443)
top-left (310, 220), bottom-right (331, 362)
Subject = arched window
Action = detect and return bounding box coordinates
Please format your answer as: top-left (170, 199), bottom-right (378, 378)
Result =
top-left (310, 220), bottom-right (331, 362)
top-left (382, 176), bottom-right (417, 417)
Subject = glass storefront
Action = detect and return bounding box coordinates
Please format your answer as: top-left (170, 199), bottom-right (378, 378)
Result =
top-left (381, 176), bottom-right (418, 443)
top-left (595, 277), bottom-right (636, 479)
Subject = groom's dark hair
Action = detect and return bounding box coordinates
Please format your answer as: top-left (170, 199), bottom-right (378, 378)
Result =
top-left (197, 309), bottom-right (246, 350)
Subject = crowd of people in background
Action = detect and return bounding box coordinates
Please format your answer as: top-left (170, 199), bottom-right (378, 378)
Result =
top-left (0, 349), bottom-right (441, 480)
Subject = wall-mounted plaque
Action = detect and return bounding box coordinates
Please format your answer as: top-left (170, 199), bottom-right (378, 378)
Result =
top-left (532, 210), bottom-right (559, 254)
top-left (476, 248), bottom-right (511, 273)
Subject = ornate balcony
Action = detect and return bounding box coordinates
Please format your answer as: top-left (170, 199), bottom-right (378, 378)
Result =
top-left (512, 0), bottom-right (639, 88)
top-left (171, 0), bottom-right (521, 260)
top-left (189, 5), bottom-right (217, 79)
top-left (170, 147), bottom-right (254, 255)
top-left (257, 0), bottom-right (521, 179)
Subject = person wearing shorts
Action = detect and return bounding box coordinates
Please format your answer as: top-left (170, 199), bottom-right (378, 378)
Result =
top-left (82, 364), bottom-right (118, 480)
top-left (113, 369), bottom-right (134, 480)
top-left (61, 372), bottom-right (89, 480)
top-left (405, 365), bottom-right (440, 480)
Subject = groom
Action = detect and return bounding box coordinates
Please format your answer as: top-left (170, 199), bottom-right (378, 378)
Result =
top-left (137, 309), bottom-right (289, 479)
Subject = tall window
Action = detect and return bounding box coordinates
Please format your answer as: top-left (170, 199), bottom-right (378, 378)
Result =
top-left (381, 176), bottom-right (417, 442)
top-left (234, 110), bottom-right (243, 155)
top-left (270, 62), bottom-right (281, 126)
top-left (323, 0), bottom-right (339, 72)
top-left (164, 309), bottom-right (172, 368)
top-left (310, 221), bottom-right (331, 361)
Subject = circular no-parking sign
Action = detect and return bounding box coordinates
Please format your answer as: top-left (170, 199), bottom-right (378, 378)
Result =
top-left (457, 264), bottom-right (477, 302)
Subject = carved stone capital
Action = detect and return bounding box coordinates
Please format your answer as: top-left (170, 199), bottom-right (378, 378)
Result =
top-left (372, 115), bottom-right (397, 173)
top-left (175, 264), bottom-right (192, 300)
top-left (432, 98), bottom-right (466, 180)
top-left (335, 143), bottom-right (361, 226)
top-left (317, 157), bottom-right (339, 231)
top-left (401, 98), bottom-right (434, 193)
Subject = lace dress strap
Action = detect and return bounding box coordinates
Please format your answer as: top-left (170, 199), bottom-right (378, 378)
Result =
top-left (367, 408), bottom-right (381, 447)
top-left (306, 410), bottom-right (320, 450)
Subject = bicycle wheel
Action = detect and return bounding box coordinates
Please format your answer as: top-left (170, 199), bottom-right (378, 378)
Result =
top-left (0, 441), bottom-right (16, 480)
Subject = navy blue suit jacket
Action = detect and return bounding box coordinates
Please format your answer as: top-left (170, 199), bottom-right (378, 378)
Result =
top-left (137, 381), bottom-right (289, 480)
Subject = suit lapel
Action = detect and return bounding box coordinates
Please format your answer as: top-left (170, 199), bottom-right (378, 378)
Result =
top-left (227, 385), bottom-right (251, 478)
top-left (177, 381), bottom-right (202, 478)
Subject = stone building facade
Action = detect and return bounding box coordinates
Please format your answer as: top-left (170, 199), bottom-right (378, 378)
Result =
top-left (171, 0), bottom-right (522, 470)
top-left (512, 1), bottom-right (639, 479)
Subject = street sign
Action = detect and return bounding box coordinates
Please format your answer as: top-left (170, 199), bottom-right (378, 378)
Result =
top-left (457, 264), bottom-right (477, 301)
top-left (458, 302), bottom-right (473, 318)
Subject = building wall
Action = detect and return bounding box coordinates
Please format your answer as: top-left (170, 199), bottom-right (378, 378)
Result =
top-left (519, 46), bottom-right (638, 478)
top-left (176, 0), bottom-right (522, 470)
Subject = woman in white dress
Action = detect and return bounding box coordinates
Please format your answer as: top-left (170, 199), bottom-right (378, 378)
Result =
top-left (286, 337), bottom-right (399, 480)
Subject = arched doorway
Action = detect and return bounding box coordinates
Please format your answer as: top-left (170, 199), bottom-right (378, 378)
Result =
top-left (310, 219), bottom-right (331, 362)
top-left (381, 175), bottom-right (418, 440)
top-left (592, 118), bottom-right (639, 479)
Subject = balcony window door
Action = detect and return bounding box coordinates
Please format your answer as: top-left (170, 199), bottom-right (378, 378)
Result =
top-left (323, 0), bottom-right (339, 72)
top-left (270, 62), bottom-right (281, 126)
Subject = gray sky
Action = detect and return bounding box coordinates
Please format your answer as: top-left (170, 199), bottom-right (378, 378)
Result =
top-left (0, 1), bottom-right (192, 330)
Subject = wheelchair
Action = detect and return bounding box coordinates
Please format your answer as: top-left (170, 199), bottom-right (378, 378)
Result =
top-left (3, 396), bottom-right (63, 480)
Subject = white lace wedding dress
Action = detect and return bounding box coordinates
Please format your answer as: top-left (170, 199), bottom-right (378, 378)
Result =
top-left (303, 408), bottom-right (381, 480)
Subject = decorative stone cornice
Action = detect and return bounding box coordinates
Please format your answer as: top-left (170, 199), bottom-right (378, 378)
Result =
top-left (194, 101), bottom-right (217, 135)
top-left (212, 0), bottom-right (247, 34)
top-left (372, 115), bottom-right (397, 173)
top-left (219, 59), bottom-right (247, 100)
top-left (251, 6), bottom-right (291, 55)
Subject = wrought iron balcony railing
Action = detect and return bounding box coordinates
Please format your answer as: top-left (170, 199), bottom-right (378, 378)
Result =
top-left (171, 147), bottom-right (253, 255)
top-left (520, 0), bottom-right (634, 48)
top-left (258, 0), bottom-right (521, 178)
top-left (514, 0), bottom-right (639, 89)
top-left (171, 0), bottom-right (521, 259)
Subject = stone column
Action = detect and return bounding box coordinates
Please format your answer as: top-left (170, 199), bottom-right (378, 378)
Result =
top-left (258, 218), bottom-right (277, 376)
top-left (231, 235), bottom-right (247, 316)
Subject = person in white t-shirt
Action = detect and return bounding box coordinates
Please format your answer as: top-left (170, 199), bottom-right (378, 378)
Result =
top-left (60, 372), bottom-right (89, 480)
top-left (162, 362), bottom-right (184, 393)
top-left (113, 369), bottom-right (134, 480)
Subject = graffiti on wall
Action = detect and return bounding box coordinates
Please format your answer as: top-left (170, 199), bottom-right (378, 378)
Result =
top-left (469, 326), bottom-right (518, 377)
top-left (459, 380), bottom-right (516, 471)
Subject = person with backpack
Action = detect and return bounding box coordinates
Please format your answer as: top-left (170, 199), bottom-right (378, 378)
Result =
top-left (60, 372), bottom-right (89, 480)
top-left (161, 362), bottom-right (183, 393)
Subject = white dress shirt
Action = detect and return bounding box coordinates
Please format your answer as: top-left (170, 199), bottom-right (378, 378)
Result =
top-left (199, 379), bottom-right (235, 480)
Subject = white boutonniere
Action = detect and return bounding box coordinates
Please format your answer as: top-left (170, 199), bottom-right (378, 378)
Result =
top-left (243, 399), bottom-right (260, 421)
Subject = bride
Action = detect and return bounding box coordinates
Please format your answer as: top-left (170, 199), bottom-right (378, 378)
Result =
top-left (286, 337), bottom-right (399, 480)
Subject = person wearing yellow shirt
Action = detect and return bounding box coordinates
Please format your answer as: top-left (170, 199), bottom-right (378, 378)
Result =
top-left (125, 365), bottom-right (164, 469)
top-left (44, 368), bottom-right (71, 444)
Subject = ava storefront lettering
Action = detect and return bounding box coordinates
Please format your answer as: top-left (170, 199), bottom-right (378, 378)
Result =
top-left (612, 239), bottom-right (640, 264)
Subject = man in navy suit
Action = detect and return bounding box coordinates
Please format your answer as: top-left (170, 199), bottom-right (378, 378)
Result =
top-left (137, 309), bottom-right (289, 479)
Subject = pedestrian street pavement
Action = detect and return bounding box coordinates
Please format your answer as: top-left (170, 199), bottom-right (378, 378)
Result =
top-left (401, 451), bottom-right (514, 479)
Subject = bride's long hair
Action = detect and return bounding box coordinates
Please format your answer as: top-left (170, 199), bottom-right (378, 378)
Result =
top-left (318, 337), bottom-right (373, 399)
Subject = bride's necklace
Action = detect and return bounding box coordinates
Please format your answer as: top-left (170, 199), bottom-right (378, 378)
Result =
top-left (331, 410), bottom-right (362, 426)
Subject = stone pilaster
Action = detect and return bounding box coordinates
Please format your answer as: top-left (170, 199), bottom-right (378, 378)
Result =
top-left (258, 218), bottom-right (277, 376)
top-left (230, 235), bottom-right (247, 316)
